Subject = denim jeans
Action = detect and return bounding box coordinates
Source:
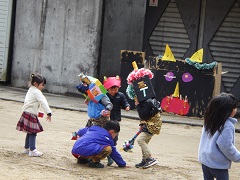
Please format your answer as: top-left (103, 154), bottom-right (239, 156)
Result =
top-left (202, 164), bottom-right (229, 180)
top-left (24, 133), bottom-right (37, 151)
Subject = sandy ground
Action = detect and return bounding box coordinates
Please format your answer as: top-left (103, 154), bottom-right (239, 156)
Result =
top-left (0, 99), bottom-right (240, 180)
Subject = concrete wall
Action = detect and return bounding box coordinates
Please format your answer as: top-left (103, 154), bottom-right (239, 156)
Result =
top-left (11, 0), bottom-right (146, 94)
top-left (99, 0), bottom-right (146, 81)
top-left (11, 0), bottom-right (103, 94)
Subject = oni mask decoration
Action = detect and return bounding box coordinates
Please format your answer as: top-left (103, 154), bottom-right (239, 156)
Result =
top-left (77, 73), bottom-right (107, 103)
top-left (126, 61), bottom-right (155, 102)
top-left (103, 76), bottom-right (121, 90)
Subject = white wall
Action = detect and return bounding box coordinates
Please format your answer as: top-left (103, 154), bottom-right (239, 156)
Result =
top-left (0, 0), bottom-right (13, 81)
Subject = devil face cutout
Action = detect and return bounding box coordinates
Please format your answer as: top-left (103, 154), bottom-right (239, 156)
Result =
top-left (152, 60), bottom-right (215, 117)
top-left (77, 74), bottom-right (107, 103)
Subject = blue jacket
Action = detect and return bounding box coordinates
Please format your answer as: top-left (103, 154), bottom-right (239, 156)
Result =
top-left (198, 117), bottom-right (240, 169)
top-left (72, 126), bottom-right (126, 167)
top-left (87, 96), bottom-right (113, 119)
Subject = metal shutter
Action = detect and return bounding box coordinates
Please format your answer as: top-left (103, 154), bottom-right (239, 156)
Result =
top-left (0, 0), bottom-right (13, 81)
top-left (149, 0), bottom-right (190, 59)
top-left (209, 2), bottom-right (240, 93)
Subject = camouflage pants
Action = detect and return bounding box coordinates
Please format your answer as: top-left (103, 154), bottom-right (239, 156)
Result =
top-left (87, 146), bottom-right (112, 163)
top-left (140, 112), bottom-right (162, 135)
top-left (86, 116), bottom-right (110, 127)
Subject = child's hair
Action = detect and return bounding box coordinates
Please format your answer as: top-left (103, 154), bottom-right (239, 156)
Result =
top-left (30, 74), bottom-right (46, 86)
top-left (109, 86), bottom-right (119, 89)
top-left (104, 120), bottom-right (120, 133)
top-left (204, 92), bottom-right (237, 136)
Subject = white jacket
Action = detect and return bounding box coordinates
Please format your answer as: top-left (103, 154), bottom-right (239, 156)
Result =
top-left (22, 86), bottom-right (51, 116)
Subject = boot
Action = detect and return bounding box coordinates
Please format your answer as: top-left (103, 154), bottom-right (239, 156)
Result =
top-left (107, 156), bottom-right (114, 166)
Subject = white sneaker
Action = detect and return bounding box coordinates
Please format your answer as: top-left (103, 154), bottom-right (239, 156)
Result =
top-left (28, 149), bottom-right (43, 157)
top-left (23, 148), bottom-right (29, 154)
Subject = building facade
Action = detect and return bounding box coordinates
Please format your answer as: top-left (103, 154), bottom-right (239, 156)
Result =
top-left (1, 0), bottom-right (240, 106)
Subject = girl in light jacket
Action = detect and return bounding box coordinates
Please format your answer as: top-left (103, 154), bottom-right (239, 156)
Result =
top-left (198, 93), bottom-right (240, 180)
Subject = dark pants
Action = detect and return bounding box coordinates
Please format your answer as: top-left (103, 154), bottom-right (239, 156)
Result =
top-left (113, 134), bottom-right (118, 146)
top-left (202, 164), bottom-right (229, 180)
top-left (25, 133), bottom-right (37, 151)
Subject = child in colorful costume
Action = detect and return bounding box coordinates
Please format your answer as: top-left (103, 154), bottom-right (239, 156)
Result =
top-left (75, 73), bottom-right (113, 127)
top-left (126, 61), bottom-right (162, 169)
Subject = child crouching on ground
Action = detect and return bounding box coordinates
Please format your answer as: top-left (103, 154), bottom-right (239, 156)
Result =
top-left (72, 121), bottom-right (127, 168)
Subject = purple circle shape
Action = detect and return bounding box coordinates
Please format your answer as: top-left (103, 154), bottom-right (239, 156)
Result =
top-left (164, 72), bottom-right (175, 81)
top-left (182, 72), bottom-right (193, 82)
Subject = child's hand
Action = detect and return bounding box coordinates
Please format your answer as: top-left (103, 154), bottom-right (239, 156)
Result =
top-left (46, 116), bottom-right (51, 122)
top-left (84, 99), bottom-right (89, 105)
top-left (101, 109), bottom-right (110, 116)
top-left (134, 100), bottom-right (139, 106)
top-left (120, 165), bottom-right (131, 168)
top-left (125, 106), bottom-right (130, 111)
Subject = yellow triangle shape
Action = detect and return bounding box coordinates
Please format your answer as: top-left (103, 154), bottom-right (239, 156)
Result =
top-left (190, 48), bottom-right (203, 63)
top-left (173, 82), bottom-right (179, 98)
top-left (161, 44), bottom-right (176, 62)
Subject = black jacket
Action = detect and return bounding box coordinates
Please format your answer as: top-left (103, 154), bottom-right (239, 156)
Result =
top-left (107, 92), bottom-right (130, 121)
top-left (136, 98), bottom-right (160, 120)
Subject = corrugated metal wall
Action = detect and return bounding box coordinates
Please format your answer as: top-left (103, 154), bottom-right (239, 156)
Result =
top-left (209, 2), bottom-right (240, 93)
top-left (149, 0), bottom-right (190, 58)
top-left (0, 0), bottom-right (13, 81)
top-left (146, 0), bottom-right (240, 95)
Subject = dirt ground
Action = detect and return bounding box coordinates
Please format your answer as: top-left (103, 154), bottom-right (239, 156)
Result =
top-left (0, 99), bottom-right (240, 180)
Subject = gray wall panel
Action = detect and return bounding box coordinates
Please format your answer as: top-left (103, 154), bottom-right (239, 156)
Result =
top-left (11, 0), bottom-right (103, 94)
top-left (209, 1), bottom-right (240, 93)
top-left (99, 0), bottom-right (146, 81)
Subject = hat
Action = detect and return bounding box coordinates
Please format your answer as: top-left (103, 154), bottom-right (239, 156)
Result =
top-left (126, 62), bottom-right (154, 85)
top-left (78, 73), bottom-right (91, 85)
top-left (126, 61), bottom-right (155, 102)
top-left (103, 76), bottom-right (121, 89)
top-left (77, 73), bottom-right (107, 102)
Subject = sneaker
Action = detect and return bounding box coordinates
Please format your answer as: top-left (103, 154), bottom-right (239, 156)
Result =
top-left (28, 149), bottom-right (43, 157)
top-left (107, 156), bottom-right (114, 166)
top-left (77, 157), bottom-right (89, 164)
top-left (135, 159), bottom-right (146, 168)
top-left (23, 148), bottom-right (29, 154)
top-left (142, 158), bottom-right (158, 169)
top-left (88, 160), bottom-right (104, 168)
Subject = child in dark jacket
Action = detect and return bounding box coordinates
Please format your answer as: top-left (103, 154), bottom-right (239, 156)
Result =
top-left (103, 76), bottom-right (130, 165)
top-left (72, 121), bottom-right (127, 168)
top-left (103, 76), bottom-right (130, 122)
top-left (126, 61), bottom-right (162, 169)
top-left (134, 97), bottom-right (162, 168)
